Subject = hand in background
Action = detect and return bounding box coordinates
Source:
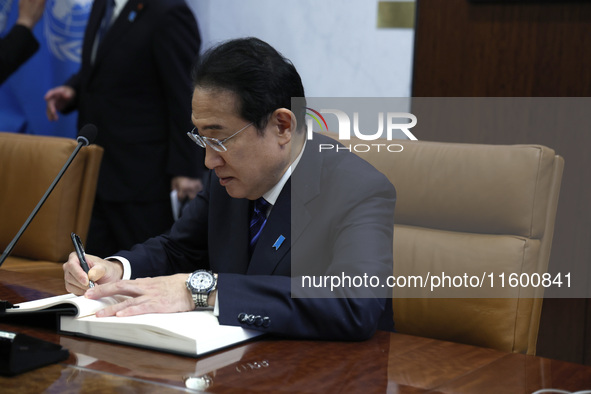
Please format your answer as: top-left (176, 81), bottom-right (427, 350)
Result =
top-left (44, 85), bottom-right (76, 121)
top-left (63, 252), bottom-right (123, 295)
top-left (16, 0), bottom-right (46, 29)
top-left (171, 176), bottom-right (203, 201)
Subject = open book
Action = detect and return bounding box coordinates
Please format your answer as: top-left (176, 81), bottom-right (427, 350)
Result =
top-left (6, 294), bottom-right (264, 357)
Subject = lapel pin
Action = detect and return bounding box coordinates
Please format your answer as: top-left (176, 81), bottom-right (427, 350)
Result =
top-left (272, 235), bottom-right (286, 250)
top-left (129, 3), bottom-right (144, 22)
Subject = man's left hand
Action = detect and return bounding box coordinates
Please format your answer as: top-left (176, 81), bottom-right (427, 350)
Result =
top-left (84, 274), bottom-right (194, 317)
top-left (171, 176), bottom-right (203, 200)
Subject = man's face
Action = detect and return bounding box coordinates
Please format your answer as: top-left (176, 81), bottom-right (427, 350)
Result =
top-left (191, 88), bottom-right (292, 200)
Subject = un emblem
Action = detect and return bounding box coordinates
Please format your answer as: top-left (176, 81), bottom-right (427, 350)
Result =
top-left (44, 0), bottom-right (92, 63)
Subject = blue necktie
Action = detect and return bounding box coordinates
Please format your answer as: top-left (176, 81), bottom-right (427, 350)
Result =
top-left (97, 0), bottom-right (115, 43)
top-left (249, 198), bottom-right (270, 256)
top-left (92, 0), bottom-right (115, 62)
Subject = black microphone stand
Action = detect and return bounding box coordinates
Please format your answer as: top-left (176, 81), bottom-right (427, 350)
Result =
top-left (0, 129), bottom-right (96, 376)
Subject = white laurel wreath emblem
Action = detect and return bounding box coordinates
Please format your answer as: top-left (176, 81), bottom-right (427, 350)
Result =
top-left (44, 0), bottom-right (92, 63)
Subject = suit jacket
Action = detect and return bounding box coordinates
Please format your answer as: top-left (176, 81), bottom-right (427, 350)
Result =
top-left (0, 25), bottom-right (39, 85)
top-left (63, 0), bottom-right (203, 202)
top-left (119, 133), bottom-right (396, 340)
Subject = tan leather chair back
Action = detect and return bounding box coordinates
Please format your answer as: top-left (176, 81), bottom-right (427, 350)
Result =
top-left (0, 132), bottom-right (103, 270)
top-left (321, 133), bottom-right (563, 354)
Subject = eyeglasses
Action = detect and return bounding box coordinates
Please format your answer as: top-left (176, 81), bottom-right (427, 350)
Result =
top-left (187, 122), bottom-right (253, 152)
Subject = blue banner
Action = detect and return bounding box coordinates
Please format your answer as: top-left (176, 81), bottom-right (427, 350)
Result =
top-left (0, 0), bottom-right (91, 137)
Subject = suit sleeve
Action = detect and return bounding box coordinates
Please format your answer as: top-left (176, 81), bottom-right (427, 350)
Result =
top-left (152, 3), bottom-right (204, 179)
top-left (117, 170), bottom-right (214, 276)
top-left (217, 275), bottom-right (390, 341)
top-left (0, 25), bottom-right (39, 84)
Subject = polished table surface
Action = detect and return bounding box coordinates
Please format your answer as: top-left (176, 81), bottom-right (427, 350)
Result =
top-left (1, 269), bottom-right (590, 393)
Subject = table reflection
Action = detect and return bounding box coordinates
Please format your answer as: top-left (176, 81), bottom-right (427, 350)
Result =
top-left (59, 332), bottom-right (390, 392)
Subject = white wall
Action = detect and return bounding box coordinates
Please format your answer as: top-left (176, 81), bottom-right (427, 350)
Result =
top-left (187, 0), bottom-right (414, 98)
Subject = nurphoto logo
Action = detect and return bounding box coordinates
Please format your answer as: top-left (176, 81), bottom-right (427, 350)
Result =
top-left (298, 98), bottom-right (418, 153)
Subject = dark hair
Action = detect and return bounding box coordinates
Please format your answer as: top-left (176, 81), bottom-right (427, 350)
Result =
top-left (191, 37), bottom-right (306, 134)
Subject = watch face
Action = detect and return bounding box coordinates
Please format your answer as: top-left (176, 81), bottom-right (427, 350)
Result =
top-left (190, 271), bottom-right (214, 292)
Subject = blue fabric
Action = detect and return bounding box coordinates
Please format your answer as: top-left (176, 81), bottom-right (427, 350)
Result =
top-left (97, 0), bottom-right (115, 41)
top-left (91, 0), bottom-right (114, 61)
top-left (249, 198), bottom-right (270, 256)
top-left (0, 0), bottom-right (91, 137)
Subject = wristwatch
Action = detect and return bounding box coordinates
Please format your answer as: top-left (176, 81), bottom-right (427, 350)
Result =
top-left (186, 270), bottom-right (217, 308)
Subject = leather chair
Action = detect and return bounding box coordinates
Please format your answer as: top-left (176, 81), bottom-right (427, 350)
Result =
top-left (323, 133), bottom-right (563, 355)
top-left (0, 132), bottom-right (103, 279)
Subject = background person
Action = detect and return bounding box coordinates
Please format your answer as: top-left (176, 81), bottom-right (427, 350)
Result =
top-left (44, 0), bottom-right (205, 256)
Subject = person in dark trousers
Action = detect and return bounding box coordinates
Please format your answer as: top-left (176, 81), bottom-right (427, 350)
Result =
top-left (45, 0), bottom-right (205, 257)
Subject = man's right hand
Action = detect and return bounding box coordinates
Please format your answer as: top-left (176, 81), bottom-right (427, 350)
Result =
top-left (44, 86), bottom-right (75, 121)
top-left (64, 252), bottom-right (123, 295)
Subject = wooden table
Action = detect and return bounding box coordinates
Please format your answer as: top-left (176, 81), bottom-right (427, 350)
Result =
top-left (1, 269), bottom-right (590, 393)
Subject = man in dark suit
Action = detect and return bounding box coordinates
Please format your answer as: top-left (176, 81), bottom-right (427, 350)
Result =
top-left (63, 37), bottom-right (396, 340)
top-left (0, 0), bottom-right (45, 84)
top-left (45, 0), bottom-right (204, 257)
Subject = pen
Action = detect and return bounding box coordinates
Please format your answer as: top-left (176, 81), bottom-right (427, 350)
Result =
top-left (70, 233), bottom-right (95, 288)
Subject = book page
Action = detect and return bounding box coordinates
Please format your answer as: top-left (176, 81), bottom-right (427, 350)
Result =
top-left (68, 295), bottom-right (128, 317)
top-left (12, 294), bottom-right (129, 318)
top-left (12, 294), bottom-right (77, 312)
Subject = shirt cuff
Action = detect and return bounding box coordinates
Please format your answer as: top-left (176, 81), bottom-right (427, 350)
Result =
top-left (213, 291), bottom-right (219, 316)
top-left (106, 256), bottom-right (131, 280)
